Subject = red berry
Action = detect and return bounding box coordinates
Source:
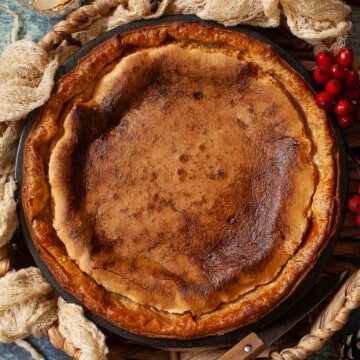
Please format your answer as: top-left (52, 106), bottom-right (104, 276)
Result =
top-left (313, 66), bottom-right (331, 84)
top-left (357, 184), bottom-right (360, 194)
top-left (342, 87), bottom-right (360, 101)
top-left (347, 195), bottom-right (360, 212)
top-left (350, 87), bottom-right (360, 101)
top-left (316, 51), bottom-right (336, 67)
top-left (337, 114), bottom-right (354, 128)
top-left (344, 70), bottom-right (359, 88)
top-left (334, 99), bottom-right (354, 116)
top-left (356, 214), bottom-right (360, 226)
top-left (325, 78), bottom-right (342, 95)
top-left (316, 91), bottom-right (333, 110)
top-left (337, 48), bottom-right (353, 68)
top-left (330, 64), bottom-right (345, 79)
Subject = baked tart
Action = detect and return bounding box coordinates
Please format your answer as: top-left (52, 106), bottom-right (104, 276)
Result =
top-left (20, 21), bottom-right (341, 339)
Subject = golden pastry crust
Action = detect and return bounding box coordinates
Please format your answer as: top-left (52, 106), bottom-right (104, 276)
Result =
top-left (21, 22), bottom-right (341, 339)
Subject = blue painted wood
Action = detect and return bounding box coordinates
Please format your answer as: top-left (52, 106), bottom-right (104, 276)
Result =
top-left (0, 335), bottom-right (72, 359)
top-left (0, 0), bottom-right (59, 53)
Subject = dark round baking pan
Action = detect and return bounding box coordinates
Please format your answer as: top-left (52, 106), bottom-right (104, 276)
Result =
top-left (15, 15), bottom-right (348, 348)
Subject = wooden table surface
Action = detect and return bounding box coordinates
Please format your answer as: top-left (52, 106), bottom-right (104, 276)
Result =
top-left (0, 2), bottom-right (359, 360)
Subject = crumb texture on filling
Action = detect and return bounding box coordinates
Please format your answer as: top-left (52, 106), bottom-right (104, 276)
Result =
top-left (49, 44), bottom-right (315, 315)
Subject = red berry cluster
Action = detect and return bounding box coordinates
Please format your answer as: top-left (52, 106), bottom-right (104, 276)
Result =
top-left (313, 48), bottom-right (360, 129)
top-left (347, 190), bottom-right (360, 226)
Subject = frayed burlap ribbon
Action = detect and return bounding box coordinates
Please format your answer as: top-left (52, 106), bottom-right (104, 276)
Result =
top-left (49, 298), bottom-right (108, 360)
top-left (0, 1), bottom-right (357, 359)
top-left (0, 268), bottom-right (108, 359)
top-left (0, 268), bottom-right (58, 342)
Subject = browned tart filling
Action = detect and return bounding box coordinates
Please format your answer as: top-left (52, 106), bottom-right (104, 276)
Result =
top-left (21, 22), bottom-right (341, 339)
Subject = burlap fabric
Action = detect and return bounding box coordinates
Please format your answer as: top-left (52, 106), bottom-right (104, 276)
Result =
top-left (0, 1), bottom-right (359, 359)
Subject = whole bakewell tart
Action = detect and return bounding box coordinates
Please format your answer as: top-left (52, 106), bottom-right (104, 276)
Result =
top-left (21, 21), bottom-right (341, 339)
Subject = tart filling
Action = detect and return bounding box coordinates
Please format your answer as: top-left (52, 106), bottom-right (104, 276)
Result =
top-left (21, 22), bottom-right (341, 339)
